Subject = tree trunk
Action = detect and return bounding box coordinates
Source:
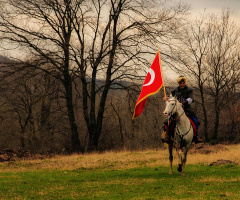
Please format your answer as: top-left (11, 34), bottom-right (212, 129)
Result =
top-left (64, 73), bottom-right (83, 153)
top-left (201, 93), bottom-right (209, 141)
top-left (212, 109), bottom-right (220, 140)
top-left (229, 118), bottom-right (236, 141)
top-left (20, 133), bottom-right (25, 149)
top-left (87, 129), bottom-right (100, 152)
top-left (199, 84), bottom-right (209, 142)
top-left (203, 107), bottom-right (209, 142)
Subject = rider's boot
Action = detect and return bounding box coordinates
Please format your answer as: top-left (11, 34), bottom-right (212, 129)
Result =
top-left (194, 129), bottom-right (203, 143)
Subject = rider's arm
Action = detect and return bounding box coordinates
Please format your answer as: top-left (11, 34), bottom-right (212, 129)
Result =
top-left (163, 96), bottom-right (168, 101)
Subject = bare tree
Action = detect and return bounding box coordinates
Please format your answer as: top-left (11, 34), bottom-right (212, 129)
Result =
top-left (171, 13), bottom-right (213, 141)
top-left (173, 10), bottom-right (240, 141)
top-left (206, 11), bottom-right (240, 140)
top-left (0, 64), bottom-right (67, 152)
top-left (0, 0), bottom-right (87, 152)
top-left (71, 0), bottom-right (189, 151)
top-left (0, 0), bottom-right (189, 151)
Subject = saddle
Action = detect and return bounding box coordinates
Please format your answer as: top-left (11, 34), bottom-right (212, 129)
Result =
top-left (189, 118), bottom-right (197, 137)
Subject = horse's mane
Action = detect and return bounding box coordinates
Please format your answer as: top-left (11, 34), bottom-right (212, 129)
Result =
top-left (168, 95), bottom-right (178, 102)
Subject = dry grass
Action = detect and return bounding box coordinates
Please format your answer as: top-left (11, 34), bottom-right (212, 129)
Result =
top-left (0, 144), bottom-right (239, 173)
top-left (188, 143), bottom-right (240, 165)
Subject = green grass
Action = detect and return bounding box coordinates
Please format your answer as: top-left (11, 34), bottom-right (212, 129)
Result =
top-left (0, 164), bottom-right (239, 199)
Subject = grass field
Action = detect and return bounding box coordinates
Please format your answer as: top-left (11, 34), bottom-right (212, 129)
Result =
top-left (0, 144), bottom-right (239, 199)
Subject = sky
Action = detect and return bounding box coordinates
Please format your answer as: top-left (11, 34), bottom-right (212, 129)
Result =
top-left (183, 0), bottom-right (240, 19)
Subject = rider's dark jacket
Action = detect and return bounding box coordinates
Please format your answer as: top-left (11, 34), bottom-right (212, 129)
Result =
top-left (171, 86), bottom-right (195, 117)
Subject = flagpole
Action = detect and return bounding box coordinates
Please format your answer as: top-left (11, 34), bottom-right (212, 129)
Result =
top-left (158, 49), bottom-right (169, 136)
top-left (158, 49), bottom-right (167, 98)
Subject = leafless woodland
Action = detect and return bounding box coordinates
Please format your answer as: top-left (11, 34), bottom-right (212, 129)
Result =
top-left (0, 1), bottom-right (239, 153)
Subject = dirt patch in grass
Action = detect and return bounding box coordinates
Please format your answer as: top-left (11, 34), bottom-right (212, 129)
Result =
top-left (210, 159), bottom-right (234, 166)
top-left (187, 144), bottom-right (239, 166)
top-left (190, 143), bottom-right (227, 154)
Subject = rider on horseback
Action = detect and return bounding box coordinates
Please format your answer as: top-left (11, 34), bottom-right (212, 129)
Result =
top-left (162, 75), bottom-right (203, 144)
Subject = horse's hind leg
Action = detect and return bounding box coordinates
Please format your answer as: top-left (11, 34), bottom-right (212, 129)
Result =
top-left (168, 143), bottom-right (173, 174)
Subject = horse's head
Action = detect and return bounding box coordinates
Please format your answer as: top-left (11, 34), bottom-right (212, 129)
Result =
top-left (163, 95), bottom-right (178, 118)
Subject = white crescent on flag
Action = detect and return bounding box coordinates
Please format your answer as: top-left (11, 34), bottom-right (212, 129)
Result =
top-left (143, 68), bottom-right (155, 87)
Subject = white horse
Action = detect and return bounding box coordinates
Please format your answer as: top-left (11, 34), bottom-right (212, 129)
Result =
top-left (163, 95), bottom-right (194, 175)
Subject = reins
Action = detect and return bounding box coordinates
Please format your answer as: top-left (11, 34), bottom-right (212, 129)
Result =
top-left (167, 100), bottom-right (177, 119)
top-left (167, 99), bottom-right (184, 121)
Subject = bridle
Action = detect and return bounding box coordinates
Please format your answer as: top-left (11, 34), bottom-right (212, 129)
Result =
top-left (167, 99), bottom-right (184, 120)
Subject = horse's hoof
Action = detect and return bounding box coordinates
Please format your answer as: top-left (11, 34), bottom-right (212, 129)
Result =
top-left (169, 170), bottom-right (173, 174)
top-left (177, 164), bottom-right (182, 172)
top-left (181, 172), bottom-right (185, 176)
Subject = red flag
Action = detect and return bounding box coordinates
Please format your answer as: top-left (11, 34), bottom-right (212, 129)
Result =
top-left (132, 51), bottom-right (164, 119)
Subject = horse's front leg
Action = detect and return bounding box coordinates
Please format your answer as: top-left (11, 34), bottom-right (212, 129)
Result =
top-left (181, 144), bottom-right (191, 175)
top-left (175, 142), bottom-right (183, 173)
top-left (181, 150), bottom-right (187, 175)
top-left (168, 143), bottom-right (173, 174)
